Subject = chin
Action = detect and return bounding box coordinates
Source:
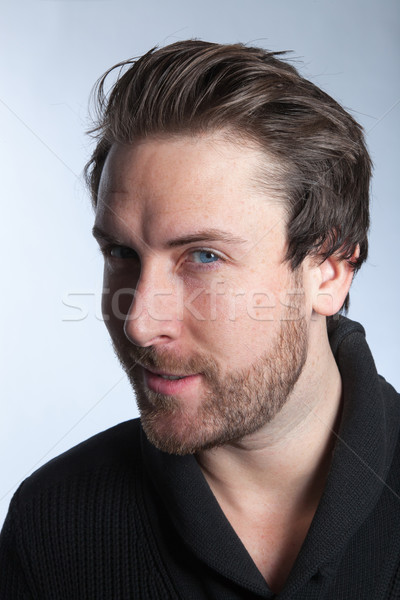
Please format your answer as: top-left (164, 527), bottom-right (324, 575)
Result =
top-left (140, 412), bottom-right (207, 455)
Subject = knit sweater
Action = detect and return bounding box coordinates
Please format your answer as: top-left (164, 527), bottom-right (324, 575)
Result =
top-left (1, 317), bottom-right (400, 599)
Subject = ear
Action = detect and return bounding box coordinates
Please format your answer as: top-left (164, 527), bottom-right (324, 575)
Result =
top-left (310, 247), bottom-right (358, 317)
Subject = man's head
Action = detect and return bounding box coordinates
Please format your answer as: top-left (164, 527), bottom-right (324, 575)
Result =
top-left (88, 41), bottom-right (371, 454)
top-left (86, 40), bottom-right (371, 280)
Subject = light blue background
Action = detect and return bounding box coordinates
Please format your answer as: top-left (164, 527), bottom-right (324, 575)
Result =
top-left (1, 0), bottom-right (399, 528)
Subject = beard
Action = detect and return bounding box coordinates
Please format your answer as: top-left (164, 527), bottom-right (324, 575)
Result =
top-left (110, 298), bottom-right (308, 456)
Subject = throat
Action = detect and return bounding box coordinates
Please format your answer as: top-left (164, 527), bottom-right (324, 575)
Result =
top-left (199, 448), bottom-right (330, 594)
top-left (216, 497), bottom-right (317, 593)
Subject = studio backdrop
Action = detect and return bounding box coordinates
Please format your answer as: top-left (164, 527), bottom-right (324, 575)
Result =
top-left (1, 0), bottom-right (399, 528)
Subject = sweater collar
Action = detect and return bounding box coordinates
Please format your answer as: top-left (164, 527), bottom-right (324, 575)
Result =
top-left (141, 317), bottom-right (400, 597)
top-left (141, 424), bottom-right (271, 596)
top-left (281, 317), bottom-right (400, 595)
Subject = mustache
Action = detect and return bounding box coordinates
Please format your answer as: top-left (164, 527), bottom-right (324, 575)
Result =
top-left (113, 342), bottom-right (220, 378)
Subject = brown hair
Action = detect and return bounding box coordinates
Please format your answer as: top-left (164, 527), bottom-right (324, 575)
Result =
top-left (85, 40), bottom-right (371, 291)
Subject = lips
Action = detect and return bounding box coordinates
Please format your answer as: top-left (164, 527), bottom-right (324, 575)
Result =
top-left (143, 365), bottom-right (189, 377)
top-left (142, 366), bottom-right (201, 396)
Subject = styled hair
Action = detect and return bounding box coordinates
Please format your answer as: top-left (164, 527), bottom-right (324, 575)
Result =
top-left (85, 40), bottom-right (371, 286)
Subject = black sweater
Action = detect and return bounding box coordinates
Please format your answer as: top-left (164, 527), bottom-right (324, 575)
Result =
top-left (1, 318), bottom-right (400, 599)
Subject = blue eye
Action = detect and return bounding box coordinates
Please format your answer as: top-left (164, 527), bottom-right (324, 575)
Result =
top-left (110, 245), bottom-right (137, 259)
top-left (190, 250), bottom-right (220, 264)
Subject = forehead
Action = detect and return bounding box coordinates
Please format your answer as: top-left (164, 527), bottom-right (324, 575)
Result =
top-left (95, 134), bottom-right (287, 246)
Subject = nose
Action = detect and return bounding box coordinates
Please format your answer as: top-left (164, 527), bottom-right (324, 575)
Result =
top-left (123, 270), bottom-right (182, 348)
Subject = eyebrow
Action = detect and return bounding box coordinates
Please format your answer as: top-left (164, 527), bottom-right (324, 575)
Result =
top-left (92, 225), bottom-right (248, 248)
top-left (166, 229), bottom-right (248, 248)
top-left (92, 225), bottom-right (125, 246)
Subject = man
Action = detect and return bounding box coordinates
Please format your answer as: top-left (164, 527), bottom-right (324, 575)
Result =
top-left (1, 40), bottom-right (399, 599)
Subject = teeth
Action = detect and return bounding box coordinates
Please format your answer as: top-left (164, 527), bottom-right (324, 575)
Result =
top-left (160, 375), bottom-right (185, 380)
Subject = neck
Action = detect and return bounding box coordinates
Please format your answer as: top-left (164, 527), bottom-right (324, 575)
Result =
top-left (196, 320), bottom-right (343, 514)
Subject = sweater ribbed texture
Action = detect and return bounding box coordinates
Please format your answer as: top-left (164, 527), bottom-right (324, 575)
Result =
top-left (0, 428), bottom-right (179, 599)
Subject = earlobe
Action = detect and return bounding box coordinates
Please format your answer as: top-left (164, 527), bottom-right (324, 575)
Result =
top-left (312, 247), bottom-right (358, 317)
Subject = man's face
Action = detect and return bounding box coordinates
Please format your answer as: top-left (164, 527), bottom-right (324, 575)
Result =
top-left (94, 134), bottom-right (310, 455)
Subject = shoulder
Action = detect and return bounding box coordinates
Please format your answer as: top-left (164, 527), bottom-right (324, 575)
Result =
top-left (15, 418), bottom-right (143, 505)
top-left (0, 420), bottom-right (176, 597)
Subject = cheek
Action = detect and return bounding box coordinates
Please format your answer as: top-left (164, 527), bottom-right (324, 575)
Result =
top-left (193, 267), bottom-right (299, 360)
top-left (181, 277), bottom-right (240, 326)
top-left (183, 280), bottom-right (279, 357)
